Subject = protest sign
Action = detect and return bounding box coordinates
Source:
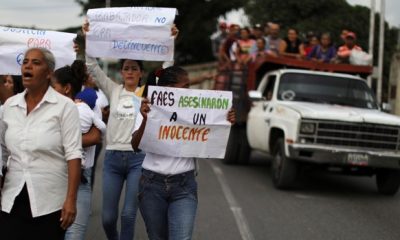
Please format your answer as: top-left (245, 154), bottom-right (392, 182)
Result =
top-left (86, 7), bottom-right (177, 61)
top-left (139, 86), bottom-right (233, 159)
top-left (0, 26), bottom-right (76, 75)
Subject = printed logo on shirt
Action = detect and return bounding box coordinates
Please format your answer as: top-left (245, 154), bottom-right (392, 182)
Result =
top-left (116, 96), bottom-right (140, 120)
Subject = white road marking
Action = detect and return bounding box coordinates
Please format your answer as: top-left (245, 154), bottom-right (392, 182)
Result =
top-left (295, 194), bottom-right (314, 199)
top-left (209, 161), bottom-right (255, 240)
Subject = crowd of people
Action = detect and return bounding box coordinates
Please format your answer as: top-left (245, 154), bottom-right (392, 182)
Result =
top-left (211, 21), bottom-right (367, 70)
top-left (0, 15), bottom-right (375, 240)
top-left (0, 17), bottom-right (368, 240)
top-left (0, 20), bottom-right (235, 240)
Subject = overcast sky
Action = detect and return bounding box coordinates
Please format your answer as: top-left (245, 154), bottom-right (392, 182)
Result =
top-left (0, 0), bottom-right (399, 30)
top-left (348, 0), bottom-right (400, 27)
top-left (0, 0), bottom-right (85, 29)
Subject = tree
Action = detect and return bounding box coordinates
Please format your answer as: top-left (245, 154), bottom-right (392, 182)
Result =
top-left (75, 0), bottom-right (245, 64)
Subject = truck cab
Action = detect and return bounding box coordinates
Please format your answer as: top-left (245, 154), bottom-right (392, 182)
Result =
top-left (221, 57), bottom-right (400, 195)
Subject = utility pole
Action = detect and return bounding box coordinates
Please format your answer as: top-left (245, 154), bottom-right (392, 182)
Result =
top-left (388, 28), bottom-right (400, 115)
top-left (367, 0), bottom-right (375, 87)
top-left (103, 0), bottom-right (111, 75)
top-left (398, 27), bottom-right (400, 50)
top-left (377, 0), bottom-right (385, 104)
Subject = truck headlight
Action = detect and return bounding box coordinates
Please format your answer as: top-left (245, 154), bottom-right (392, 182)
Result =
top-left (300, 123), bottom-right (316, 134)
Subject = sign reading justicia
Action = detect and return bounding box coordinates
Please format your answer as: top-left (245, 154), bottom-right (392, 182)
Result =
top-left (0, 26), bottom-right (75, 75)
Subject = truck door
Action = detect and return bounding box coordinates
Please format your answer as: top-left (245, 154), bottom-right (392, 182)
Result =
top-left (247, 74), bottom-right (276, 151)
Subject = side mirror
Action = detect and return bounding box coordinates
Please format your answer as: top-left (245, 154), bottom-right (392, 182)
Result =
top-left (381, 103), bottom-right (392, 113)
top-left (248, 90), bottom-right (263, 101)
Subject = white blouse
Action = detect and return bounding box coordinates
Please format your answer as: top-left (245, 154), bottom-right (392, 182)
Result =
top-left (76, 102), bottom-right (106, 169)
top-left (1, 87), bottom-right (82, 217)
top-left (134, 114), bottom-right (195, 175)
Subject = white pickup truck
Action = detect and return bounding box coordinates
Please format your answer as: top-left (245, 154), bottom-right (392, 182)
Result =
top-left (227, 68), bottom-right (400, 195)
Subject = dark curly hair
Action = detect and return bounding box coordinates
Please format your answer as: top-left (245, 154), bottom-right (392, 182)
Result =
top-left (53, 60), bottom-right (87, 97)
top-left (157, 66), bottom-right (188, 87)
top-left (143, 66), bottom-right (188, 97)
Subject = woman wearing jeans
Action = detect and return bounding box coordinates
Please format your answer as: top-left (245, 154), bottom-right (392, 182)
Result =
top-left (80, 21), bottom-right (180, 239)
top-left (85, 55), bottom-right (145, 240)
top-left (132, 67), bottom-right (236, 239)
top-left (81, 21), bottom-right (145, 240)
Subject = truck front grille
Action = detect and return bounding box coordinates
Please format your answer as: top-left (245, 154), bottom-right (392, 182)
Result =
top-left (299, 119), bottom-right (400, 151)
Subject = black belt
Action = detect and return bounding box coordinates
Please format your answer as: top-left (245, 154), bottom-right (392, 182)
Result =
top-left (142, 169), bottom-right (195, 183)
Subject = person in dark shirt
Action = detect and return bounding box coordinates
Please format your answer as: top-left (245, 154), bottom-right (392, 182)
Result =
top-left (280, 28), bottom-right (305, 59)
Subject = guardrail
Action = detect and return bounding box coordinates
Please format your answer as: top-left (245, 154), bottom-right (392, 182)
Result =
top-left (183, 61), bottom-right (218, 90)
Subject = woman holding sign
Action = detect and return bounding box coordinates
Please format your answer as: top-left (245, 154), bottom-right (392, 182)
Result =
top-left (81, 21), bottom-right (147, 240)
top-left (132, 66), bottom-right (235, 240)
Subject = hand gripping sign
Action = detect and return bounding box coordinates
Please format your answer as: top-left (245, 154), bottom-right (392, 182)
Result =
top-left (0, 26), bottom-right (75, 75)
top-left (139, 86), bottom-right (233, 159)
top-left (86, 7), bottom-right (177, 61)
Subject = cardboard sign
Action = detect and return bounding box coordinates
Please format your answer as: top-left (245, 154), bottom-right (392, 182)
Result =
top-left (0, 26), bottom-right (76, 75)
top-left (139, 86), bottom-right (233, 159)
top-left (86, 7), bottom-right (177, 61)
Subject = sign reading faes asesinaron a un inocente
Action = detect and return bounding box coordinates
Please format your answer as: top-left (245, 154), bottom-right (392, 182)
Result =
top-left (139, 86), bottom-right (233, 159)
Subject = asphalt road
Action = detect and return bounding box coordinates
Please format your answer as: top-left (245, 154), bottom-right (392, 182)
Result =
top-left (86, 151), bottom-right (400, 240)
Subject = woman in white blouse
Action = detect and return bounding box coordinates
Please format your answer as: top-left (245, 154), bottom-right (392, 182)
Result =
top-left (0, 48), bottom-right (82, 240)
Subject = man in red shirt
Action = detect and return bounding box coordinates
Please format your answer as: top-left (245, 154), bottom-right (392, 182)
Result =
top-left (337, 31), bottom-right (362, 63)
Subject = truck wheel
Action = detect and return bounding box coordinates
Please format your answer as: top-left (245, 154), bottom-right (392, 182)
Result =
top-left (223, 125), bottom-right (250, 165)
top-left (376, 169), bottom-right (400, 195)
top-left (272, 139), bottom-right (298, 189)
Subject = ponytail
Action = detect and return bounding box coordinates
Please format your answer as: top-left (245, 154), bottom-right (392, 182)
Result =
top-left (157, 66), bottom-right (187, 87)
top-left (54, 61), bottom-right (85, 97)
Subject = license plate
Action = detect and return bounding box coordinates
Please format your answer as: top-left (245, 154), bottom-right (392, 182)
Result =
top-left (346, 153), bottom-right (369, 166)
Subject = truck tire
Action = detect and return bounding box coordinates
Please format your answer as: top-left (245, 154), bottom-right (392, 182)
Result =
top-left (272, 138), bottom-right (298, 189)
top-left (376, 169), bottom-right (400, 195)
top-left (223, 125), bottom-right (250, 165)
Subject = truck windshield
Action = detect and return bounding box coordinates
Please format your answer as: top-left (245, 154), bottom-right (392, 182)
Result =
top-left (278, 73), bottom-right (378, 109)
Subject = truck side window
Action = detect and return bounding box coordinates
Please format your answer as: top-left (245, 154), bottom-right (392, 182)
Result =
top-left (263, 75), bottom-right (276, 100)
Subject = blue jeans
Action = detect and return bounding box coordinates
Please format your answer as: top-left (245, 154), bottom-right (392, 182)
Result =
top-left (102, 150), bottom-right (144, 240)
top-left (138, 169), bottom-right (198, 240)
top-left (65, 168), bottom-right (92, 240)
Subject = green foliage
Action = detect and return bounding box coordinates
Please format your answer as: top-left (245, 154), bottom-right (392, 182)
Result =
top-left (75, 0), bottom-right (245, 64)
